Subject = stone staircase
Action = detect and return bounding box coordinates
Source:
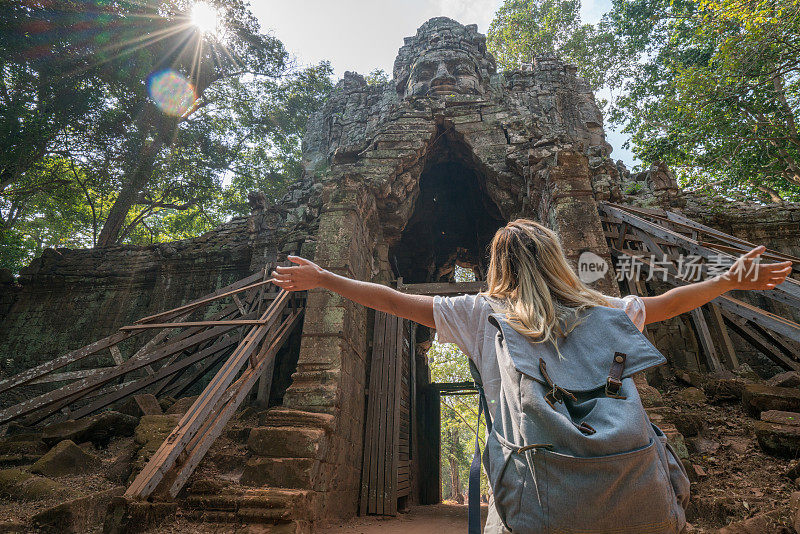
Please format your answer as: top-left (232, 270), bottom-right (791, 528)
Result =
top-left (179, 406), bottom-right (335, 532)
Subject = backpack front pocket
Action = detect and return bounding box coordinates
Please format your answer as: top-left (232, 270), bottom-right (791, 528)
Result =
top-left (518, 438), bottom-right (678, 534)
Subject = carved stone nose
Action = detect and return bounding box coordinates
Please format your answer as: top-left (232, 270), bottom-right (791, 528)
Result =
top-left (430, 62), bottom-right (455, 86)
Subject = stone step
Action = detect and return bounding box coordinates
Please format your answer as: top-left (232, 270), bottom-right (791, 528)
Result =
top-left (247, 427), bottom-right (328, 459)
top-left (259, 407), bottom-right (335, 432)
top-left (179, 512), bottom-right (311, 533)
top-left (761, 410), bottom-right (800, 426)
top-left (754, 419), bottom-right (800, 457)
top-left (240, 457), bottom-right (320, 489)
top-left (182, 487), bottom-right (316, 526)
top-left (742, 384), bottom-right (800, 417)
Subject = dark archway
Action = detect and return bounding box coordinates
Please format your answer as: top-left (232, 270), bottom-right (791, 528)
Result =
top-left (389, 127), bottom-right (505, 283)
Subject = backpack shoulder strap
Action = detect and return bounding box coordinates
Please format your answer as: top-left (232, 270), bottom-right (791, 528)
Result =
top-left (467, 348), bottom-right (492, 534)
top-left (468, 379), bottom-right (486, 534)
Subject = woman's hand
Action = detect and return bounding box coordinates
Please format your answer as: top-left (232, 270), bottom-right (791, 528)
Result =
top-left (718, 245), bottom-right (793, 291)
top-left (267, 255), bottom-right (435, 327)
top-left (269, 256), bottom-right (328, 291)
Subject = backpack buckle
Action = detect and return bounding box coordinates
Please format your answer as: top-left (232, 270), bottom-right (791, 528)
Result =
top-left (605, 352), bottom-right (628, 399)
top-left (605, 376), bottom-right (624, 398)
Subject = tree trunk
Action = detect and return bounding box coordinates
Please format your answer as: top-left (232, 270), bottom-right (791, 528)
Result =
top-left (96, 135), bottom-right (164, 247)
top-left (448, 428), bottom-right (464, 503)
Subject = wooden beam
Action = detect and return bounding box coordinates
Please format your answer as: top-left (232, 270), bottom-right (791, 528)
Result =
top-left (721, 311), bottom-right (800, 372)
top-left (163, 310), bottom-right (303, 498)
top-left (706, 303), bottom-right (739, 369)
top-left (28, 368), bottom-right (110, 385)
top-left (664, 209), bottom-right (800, 265)
top-left (0, 331), bottom-right (133, 395)
top-left (609, 247), bottom-right (800, 347)
top-left (121, 319), bottom-right (269, 331)
top-left (124, 291), bottom-right (290, 499)
top-left (133, 271), bottom-right (270, 325)
top-left (688, 308), bottom-right (724, 372)
top-left (0, 317), bottom-right (255, 425)
top-left (397, 281), bottom-right (486, 296)
top-left (599, 203), bottom-right (800, 309)
top-left (69, 334), bottom-right (240, 420)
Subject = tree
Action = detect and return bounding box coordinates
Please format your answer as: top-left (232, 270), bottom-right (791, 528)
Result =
top-left (487, 0), bottom-right (617, 91)
top-left (88, 0), bottom-right (289, 246)
top-left (1, 0), bottom-right (333, 270)
top-left (604, 0), bottom-right (800, 201)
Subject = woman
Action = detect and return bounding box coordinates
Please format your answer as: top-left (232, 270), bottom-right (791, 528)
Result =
top-left (270, 219), bottom-right (793, 533)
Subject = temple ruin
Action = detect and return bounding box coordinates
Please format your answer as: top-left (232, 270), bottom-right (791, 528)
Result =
top-left (1, 17), bottom-right (800, 533)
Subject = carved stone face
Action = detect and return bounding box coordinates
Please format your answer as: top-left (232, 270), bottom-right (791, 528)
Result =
top-left (405, 49), bottom-right (483, 98)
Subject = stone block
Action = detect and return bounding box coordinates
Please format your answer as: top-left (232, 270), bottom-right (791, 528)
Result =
top-left (133, 394), bottom-right (162, 415)
top-left (766, 371), bottom-right (800, 388)
top-left (248, 427), bottom-right (328, 459)
top-left (165, 395), bottom-right (198, 415)
top-left (704, 377), bottom-right (749, 402)
top-left (104, 497), bottom-right (178, 534)
top-left (31, 486), bottom-right (124, 533)
top-left (673, 387), bottom-right (707, 406)
top-left (240, 457), bottom-right (319, 488)
top-left (742, 384), bottom-right (800, 417)
top-left (754, 419), bottom-right (800, 457)
top-left (0, 468), bottom-right (66, 501)
top-left (31, 440), bottom-right (101, 477)
top-left (42, 411), bottom-right (138, 448)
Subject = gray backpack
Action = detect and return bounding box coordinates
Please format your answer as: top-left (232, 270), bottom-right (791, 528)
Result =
top-left (468, 304), bottom-right (690, 534)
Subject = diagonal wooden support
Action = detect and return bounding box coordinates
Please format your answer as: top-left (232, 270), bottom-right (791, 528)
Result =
top-left (0, 331), bottom-right (133, 395)
top-left (609, 247), bottom-right (800, 369)
top-left (599, 202), bottom-right (800, 309)
top-left (124, 290), bottom-right (292, 500)
top-left (721, 310), bottom-right (800, 372)
top-left (0, 318), bottom-right (256, 425)
top-left (164, 309), bottom-right (303, 498)
top-left (69, 334), bottom-right (241, 420)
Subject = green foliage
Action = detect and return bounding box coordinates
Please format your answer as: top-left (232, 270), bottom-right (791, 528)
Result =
top-left (365, 68), bottom-right (389, 86)
top-left (0, 1), bottom-right (333, 272)
top-left (487, 0), bottom-right (800, 201)
top-left (624, 181), bottom-right (644, 194)
top-left (221, 62), bottom-right (334, 217)
top-left (428, 266), bottom-right (488, 499)
top-left (487, 0), bottom-right (618, 91)
top-left (604, 0), bottom-right (800, 201)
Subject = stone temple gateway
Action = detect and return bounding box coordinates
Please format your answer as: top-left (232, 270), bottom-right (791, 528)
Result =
top-left (1, 17), bottom-right (800, 533)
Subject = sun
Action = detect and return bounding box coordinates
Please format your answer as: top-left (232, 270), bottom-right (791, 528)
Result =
top-left (191, 2), bottom-right (220, 35)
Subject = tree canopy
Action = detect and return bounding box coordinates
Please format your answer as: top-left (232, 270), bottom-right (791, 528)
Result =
top-left (1, 0), bottom-right (332, 272)
top-left (487, 0), bottom-right (800, 202)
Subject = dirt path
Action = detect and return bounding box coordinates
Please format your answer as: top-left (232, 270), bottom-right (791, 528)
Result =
top-left (318, 503), bottom-right (487, 533)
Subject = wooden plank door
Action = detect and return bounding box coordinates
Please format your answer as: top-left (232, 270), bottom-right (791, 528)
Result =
top-left (360, 312), bottom-right (413, 515)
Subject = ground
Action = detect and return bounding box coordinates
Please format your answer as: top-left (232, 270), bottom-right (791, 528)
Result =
top-left (2, 369), bottom-right (800, 532)
top-left (144, 503), bottom-right (486, 533)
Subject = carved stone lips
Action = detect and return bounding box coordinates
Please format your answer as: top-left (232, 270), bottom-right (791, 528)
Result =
top-left (428, 84), bottom-right (461, 95)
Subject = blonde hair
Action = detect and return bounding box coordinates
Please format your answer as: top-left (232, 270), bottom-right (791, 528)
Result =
top-left (482, 219), bottom-right (612, 356)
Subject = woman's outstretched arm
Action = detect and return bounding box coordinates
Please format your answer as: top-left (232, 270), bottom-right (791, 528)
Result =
top-left (641, 245), bottom-right (794, 325)
top-left (269, 256), bottom-right (436, 328)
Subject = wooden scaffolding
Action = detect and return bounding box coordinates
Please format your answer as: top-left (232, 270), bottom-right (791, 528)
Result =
top-left (0, 264), bottom-right (304, 501)
top-left (599, 201), bottom-right (800, 373)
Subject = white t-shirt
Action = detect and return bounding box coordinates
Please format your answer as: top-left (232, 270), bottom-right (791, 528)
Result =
top-left (432, 294), bottom-right (647, 419)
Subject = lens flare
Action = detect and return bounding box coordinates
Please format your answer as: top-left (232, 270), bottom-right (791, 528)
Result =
top-left (191, 2), bottom-right (220, 35)
top-left (147, 69), bottom-right (196, 116)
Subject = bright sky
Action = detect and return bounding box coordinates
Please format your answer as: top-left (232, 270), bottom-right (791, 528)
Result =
top-left (249, 0), bottom-right (637, 168)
